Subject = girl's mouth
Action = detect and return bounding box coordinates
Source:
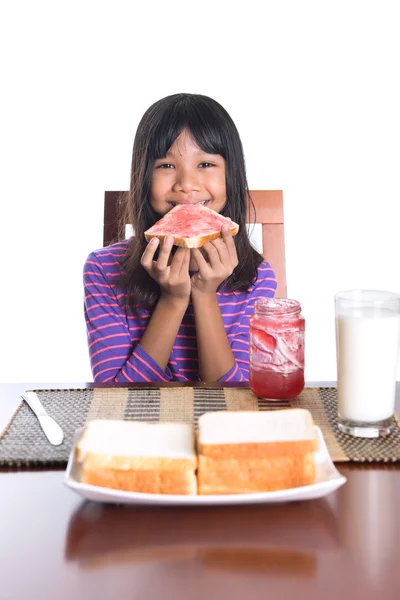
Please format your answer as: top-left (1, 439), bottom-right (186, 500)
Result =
top-left (167, 200), bottom-right (211, 208)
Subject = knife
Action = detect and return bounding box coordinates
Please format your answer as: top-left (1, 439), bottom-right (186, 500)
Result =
top-left (21, 391), bottom-right (64, 446)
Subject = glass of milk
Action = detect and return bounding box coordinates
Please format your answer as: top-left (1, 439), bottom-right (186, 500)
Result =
top-left (335, 290), bottom-right (400, 437)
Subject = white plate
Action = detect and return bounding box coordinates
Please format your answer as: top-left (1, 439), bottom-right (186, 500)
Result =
top-left (64, 426), bottom-right (346, 506)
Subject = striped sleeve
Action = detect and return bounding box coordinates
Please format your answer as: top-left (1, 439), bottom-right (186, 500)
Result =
top-left (218, 262), bottom-right (277, 383)
top-left (83, 252), bottom-right (173, 383)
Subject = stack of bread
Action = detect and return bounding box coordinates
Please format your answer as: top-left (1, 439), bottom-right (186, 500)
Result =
top-left (197, 409), bottom-right (317, 494)
top-left (75, 409), bottom-right (317, 495)
top-left (76, 420), bottom-right (197, 495)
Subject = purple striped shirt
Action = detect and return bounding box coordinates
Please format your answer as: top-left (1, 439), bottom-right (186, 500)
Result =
top-left (83, 240), bottom-right (277, 383)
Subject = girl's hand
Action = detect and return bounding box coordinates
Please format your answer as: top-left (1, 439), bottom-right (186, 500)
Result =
top-left (141, 236), bottom-right (191, 302)
top-left (190, 225), bottom-right (238, 296)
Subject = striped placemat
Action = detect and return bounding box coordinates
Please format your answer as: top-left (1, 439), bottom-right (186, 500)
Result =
top-left (0, 387), bottom-right (399, 468)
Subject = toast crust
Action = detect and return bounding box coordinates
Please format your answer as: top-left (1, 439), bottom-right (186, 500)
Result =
top-left (144, 223), bottom-right (239, 248)
top-left (198, 439), bottom-right (318, 460)
top-left (197, 452), bottom-right (315, 495)
top-left (82, 467), bottom-right (197, 495)
top-left (77, 452), bottom-right (197, 472)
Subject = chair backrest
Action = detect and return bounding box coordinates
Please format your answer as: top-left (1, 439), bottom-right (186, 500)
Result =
top-left (104, 190), bottom-right (287, 297)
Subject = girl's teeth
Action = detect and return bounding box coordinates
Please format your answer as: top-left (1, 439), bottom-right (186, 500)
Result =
top-left (168, 201), bottom-right (209, 206)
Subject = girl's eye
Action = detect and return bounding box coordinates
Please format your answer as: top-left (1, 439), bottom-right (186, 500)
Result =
top-left (156, 163), bottom-right (175, 169)
top-left (156, 162), bottom-right (214, 169)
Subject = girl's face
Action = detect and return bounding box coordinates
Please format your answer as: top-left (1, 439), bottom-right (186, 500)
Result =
top-left (150, 129), bottom-right (227, 216)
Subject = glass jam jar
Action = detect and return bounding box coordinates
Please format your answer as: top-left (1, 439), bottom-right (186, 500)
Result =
top-left (249, 298), bottom-right (305, 399)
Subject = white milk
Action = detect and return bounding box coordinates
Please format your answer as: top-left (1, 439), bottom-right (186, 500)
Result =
top-left (336, 308), bottom-right (400, 422)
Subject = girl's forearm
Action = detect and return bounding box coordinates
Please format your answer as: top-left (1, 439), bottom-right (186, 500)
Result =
top-left (192, 292), bottom-right (235, 381)
top-left (140, 295), bottom-right (188, 371)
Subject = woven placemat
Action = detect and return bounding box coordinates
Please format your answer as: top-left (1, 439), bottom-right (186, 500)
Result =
top-left (1, 387), bottom-right (399, 469)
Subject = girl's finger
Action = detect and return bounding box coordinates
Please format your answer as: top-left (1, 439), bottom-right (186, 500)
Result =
top-left (191, 248), bottom-right (211, 274)
top-left (141, 237), bottom-right (160, 270)
top-left (179, 247), bottom-right (191, 277)
top-left (221, 224), bottom-right (238, 264)
top-left (190, 250), bottom-right (200, 271)
top-left (170, 247), bottom-right (189, 277)
top-left (204, 238), bottom-right (228, 269)
top-left (156, 236), bottom-right (174, 271)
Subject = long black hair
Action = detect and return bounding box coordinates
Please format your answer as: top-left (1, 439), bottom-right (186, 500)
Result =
top-left (118, 93), bottom-right (262, 311)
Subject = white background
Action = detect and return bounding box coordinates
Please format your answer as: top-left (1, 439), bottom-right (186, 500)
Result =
top-left (1, 0), bottom-right (399, 383)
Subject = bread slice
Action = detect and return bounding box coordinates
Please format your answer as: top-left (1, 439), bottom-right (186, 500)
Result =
top-left (197, 410), bottom-right (317, 495)
top-left (198, 409), bottom-right (318, 459)
top-left (197, 453), bottom-right (315, 494)
top-left (76, 420), bottom-right (197, 495)
top-left (144, 203), bottom-right (239, 248)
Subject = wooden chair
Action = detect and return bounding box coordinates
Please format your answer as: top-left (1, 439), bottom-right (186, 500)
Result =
top-left (104, 190), bottom-right (287, 297)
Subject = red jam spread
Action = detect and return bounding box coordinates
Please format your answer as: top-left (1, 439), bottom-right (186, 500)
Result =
top-left (249, 299), bottom-right (305, 399)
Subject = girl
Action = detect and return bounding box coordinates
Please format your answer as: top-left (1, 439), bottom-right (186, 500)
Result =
top-left (83, 93), bottom-right (277, 383)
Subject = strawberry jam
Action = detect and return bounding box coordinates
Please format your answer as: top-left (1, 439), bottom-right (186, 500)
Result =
top-left (249, 299), bottom-right (305, 399)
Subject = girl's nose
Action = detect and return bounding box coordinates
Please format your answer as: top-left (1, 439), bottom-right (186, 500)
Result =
top-left (172, 169), bottom-right (201, 193)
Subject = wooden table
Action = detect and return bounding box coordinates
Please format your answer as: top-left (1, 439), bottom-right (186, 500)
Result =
top-left (1, 382), bottom-right (399, 600)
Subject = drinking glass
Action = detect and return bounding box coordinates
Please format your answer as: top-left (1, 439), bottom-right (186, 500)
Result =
top-left (335, 290), bottom-right (400, 437)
